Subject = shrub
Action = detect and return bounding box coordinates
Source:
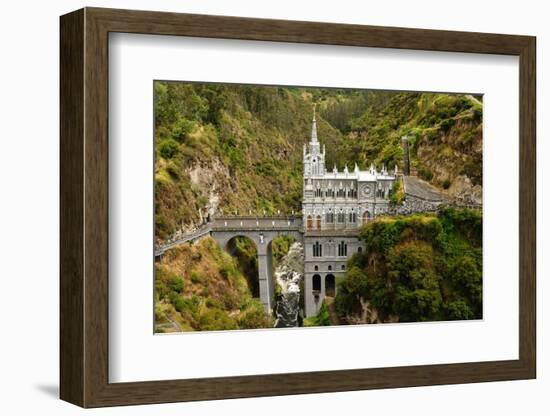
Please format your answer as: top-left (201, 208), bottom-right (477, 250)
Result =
top-left (390, 178), bottom-right (405, 205)
top-left (418, 166), bottom-right (434, 181)
top-left (237, 301), bottom-right (273, 329)
top-left (271, 235), bottom-right (296, 267)
top-left (190, 271), bottom-right (202, 284)
top-left (199, 308), bottom-right (238, 331)
top-left (171, 294), bottom-right (201, 316)
top-left (335, 265), bottom-right (370, 317)
top-left (440, 118), bottom-right (455, 132)
top-left (274, 282), bottom-right (282, 298)
top-left (165, 160), bottom-right (180, 178)
top-left (172, 295), bottom-right (187, 313)
top-left (205, 298), bottom-right (222, 309)
top-left (218, 262), bottom-right (234, 280)
top-left (472, 105), bottom-right (483, 121)
top-left (304, 302), bottom-right (331, 326)
top-left (158, 138), bottom-right (180, 159)
top-left (445, 300), bottom-right (474, 320)
top-left (171, 117), bottom-right (194, 143)
top-left (168, 276), bottom-right (185, 292)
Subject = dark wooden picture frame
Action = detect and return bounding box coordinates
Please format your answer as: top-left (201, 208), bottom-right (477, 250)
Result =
top-left (60, 7), bottom-right (536, 408)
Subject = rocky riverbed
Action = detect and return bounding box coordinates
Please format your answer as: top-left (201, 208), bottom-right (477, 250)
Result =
top-left (273, 242), bottom-right (304, 328)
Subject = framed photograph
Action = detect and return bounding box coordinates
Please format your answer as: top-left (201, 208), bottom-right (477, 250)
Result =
top-left (60, 7), bottom-right (536, 407)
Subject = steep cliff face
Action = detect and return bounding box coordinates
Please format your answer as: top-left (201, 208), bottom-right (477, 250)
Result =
top-left (335, 93), bottom-right (483, 204)
top-left (414, 102), bottom-right (483, 204)
top-left (154, 83), bottom-right (483, 243)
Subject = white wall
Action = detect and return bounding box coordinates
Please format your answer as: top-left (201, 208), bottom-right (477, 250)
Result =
top-left (0, 0), bottom-right (546, 414)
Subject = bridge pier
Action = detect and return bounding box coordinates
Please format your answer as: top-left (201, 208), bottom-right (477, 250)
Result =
top-left (257, 246), bottom-right (274, 312)
top-left (210, 217), bottom-right (303, 314)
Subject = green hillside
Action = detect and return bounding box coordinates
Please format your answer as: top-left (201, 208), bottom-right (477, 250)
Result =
top-left (154, 83), bottom-right (482, 243)
top-left (154, 83), bottom-right (483, 331)
top-left (334, 207), bottom-right (482, 323)
top-left (325, 92), bottom-right (483, 191)
top-left (155, 237), bottom-right (273, 332)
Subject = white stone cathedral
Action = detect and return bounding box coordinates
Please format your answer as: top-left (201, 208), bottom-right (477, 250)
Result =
top-left (302, 108), bottom-right (397, 317)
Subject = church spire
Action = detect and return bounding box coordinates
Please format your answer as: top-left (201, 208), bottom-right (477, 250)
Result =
top-left (311, 104), bottom-right (318, 143)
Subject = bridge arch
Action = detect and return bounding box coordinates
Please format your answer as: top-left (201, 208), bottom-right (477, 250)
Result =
top-left (224, 235), bottom-right (260, 298)
top-left (210, 217), bottom-right (304, 313)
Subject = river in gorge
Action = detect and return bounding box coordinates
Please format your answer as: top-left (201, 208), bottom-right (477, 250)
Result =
top-left (273, 242), bottom-right (305, 328)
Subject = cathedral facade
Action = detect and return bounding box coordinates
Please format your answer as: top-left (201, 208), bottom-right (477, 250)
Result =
top-left (303, 110), bottom-right (397, 317)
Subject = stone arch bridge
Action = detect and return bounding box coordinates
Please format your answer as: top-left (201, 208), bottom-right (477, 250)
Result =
top-left (210, 216), bottom-right (304, 311)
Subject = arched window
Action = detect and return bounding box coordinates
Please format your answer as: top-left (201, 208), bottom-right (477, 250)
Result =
top-left (341, 265), bottom-right (346, 270)
top-left (312, 274), bottom-right (321, 292)
top-left (316, 215), bottom-right (322, 229)
top-left (338, 241), bottom-right (348, 257)
top-left (314, 265), bottom-right (318, 271)
top-left (307, 215), bottom-right (313, 230)
top-left (362, 211), bottom-right (371, 224)
top-left (348, 212), bottom-right (357, 223)
top-left (325, 274), bottom-right (335, 297)
top-left (328, 265), bottom-right (332, 271)
top-left (313, 241), bottom-right (323, 257)
top-left (358, 247), bottom-right (363, 253)
top-left (337, 211), bottom-right (345, 223)
top-left (325, 211), bottom-right (334, 223)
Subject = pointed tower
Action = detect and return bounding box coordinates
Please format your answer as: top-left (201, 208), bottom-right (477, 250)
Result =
top-left (305, 104), bottom-right (325, 177)
top-left (309, 104), bottom-right (321, 155)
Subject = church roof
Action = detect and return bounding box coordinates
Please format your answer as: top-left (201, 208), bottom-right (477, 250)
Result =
top-left (304, 105), bottom-right (395, 182)
top-left (309, 170), bottom-right (395, 181)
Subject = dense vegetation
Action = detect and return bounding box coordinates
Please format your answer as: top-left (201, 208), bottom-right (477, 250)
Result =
top-left (335, 207), bottom-right (482, 323)
top-left (153, 83), bottom-right (483, 330)
top-left (155, 237), bottom-right (273, 332)
top-left (154, 83), bottom-right (317, 242)
top-left (155, 234), bottom-right (299, 331)
top-left (154, 82), bottom-right (482, 242)
top-left (326, 92), bottom-right (483, 190)
top-left (303, 302), bottom-right (331, 327)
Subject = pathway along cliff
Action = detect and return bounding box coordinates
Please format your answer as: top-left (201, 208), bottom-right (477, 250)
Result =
top-left (274, 242), bottom-right (304, 328)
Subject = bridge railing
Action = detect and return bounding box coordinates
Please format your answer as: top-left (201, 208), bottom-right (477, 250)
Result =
top-left (154, 224), bottom-right (212, 256)
top-left (211, 215), bottom-right (303, 230)
top-left (155, 216), bottom-right (304, 256)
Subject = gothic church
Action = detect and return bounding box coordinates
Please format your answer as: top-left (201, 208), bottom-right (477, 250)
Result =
top-left (302, 109), bottom-right (397, 316)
